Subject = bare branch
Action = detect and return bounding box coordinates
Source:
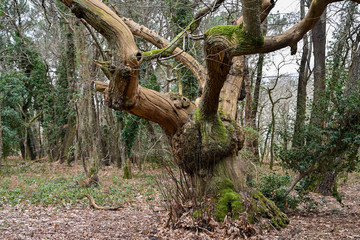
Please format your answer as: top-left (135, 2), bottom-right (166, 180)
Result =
top-left (3, 11), bottom-right (27, 45)
top-left (80, 19), bottom-right (106, 61)
top-left (123, 17), bottom-right (206, 87)
top-left (190, 0), bottom-right (226, 33)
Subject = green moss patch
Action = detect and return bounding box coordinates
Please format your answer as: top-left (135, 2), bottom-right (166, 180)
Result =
top-left (194, 109), bottom-right (228, 145)
top-left (172, 109), bottom-right (243, 174)
top-left (249, 191), bottom-right (289, 230)
top-left (142, 49), bottom-right (164, 57)
top-left (205, 24), bottom-right (264, 52)
top-left (123, 164), bottom-right (131, 179)
top-left (214, 179), bottom-right (245, 221)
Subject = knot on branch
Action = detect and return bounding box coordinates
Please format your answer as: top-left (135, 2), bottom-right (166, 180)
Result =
top-left (167, 92), bottom-right (191, 109)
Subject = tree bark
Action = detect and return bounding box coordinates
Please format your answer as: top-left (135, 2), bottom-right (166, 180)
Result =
top-left (59, 22), bottom-right (76, 164)
top-left (310, 8), bottom-right (327, 125)
top-left (293, 0), bottom-right (311, 147)
top-left (310, 7), bottom-right (330, 196)
top-left (0, 95), bottom-right (2, 172)
top-left (248, 54), bottom-right (265, 159)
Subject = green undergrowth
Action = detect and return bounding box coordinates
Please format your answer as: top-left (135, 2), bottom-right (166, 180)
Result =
top-left (258, 172), bottom-right (299, 211)
top-left (0, 161), bottom-right (158, 208)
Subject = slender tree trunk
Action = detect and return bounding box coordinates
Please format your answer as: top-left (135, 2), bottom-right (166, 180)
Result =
top-left (23, 126), bottom-right (37, 161)
top-left (89, 82), bottom-right (101, 184)
top-left (310, 9), bottom-right (326, 125)
top-left (0, 95), bottom-right (2, 172)
top-left (261, 123), bottom-right (272, 164)
top-left (249, 53), bottom-right (265, 159)
top-left (293, 0), bottom-right (311, 147)
top-left (311, 8), bottom-right (332, 195)
top-left (269, 103), bottom-right (276, 170)
top-left (267, 77), bottom-right (279, 170)
top-left (59, 23), bottom-right (76, 164)
top-left (316, 37), bottom-right (360, 196)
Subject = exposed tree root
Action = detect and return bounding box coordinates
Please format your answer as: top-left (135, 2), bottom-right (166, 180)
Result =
top-left (84, 194), bottom-right (123, 211)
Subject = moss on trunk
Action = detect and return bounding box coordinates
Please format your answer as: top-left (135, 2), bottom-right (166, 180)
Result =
top-left (213, 178), bottom-right (289, 229)
top-left (214, 179), bottom-right (245, 221)
top-left (205, 24), bottom-right (264, 53)
top-left (172, 109), bottom-right (243, 175)
top-left (171, 109), bottom-right (288, 230)
top-left (249, 191), bottom-right (289, 229)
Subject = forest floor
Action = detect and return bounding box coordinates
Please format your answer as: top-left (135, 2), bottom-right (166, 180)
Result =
top-left (0, 159), bottom-right (359, 240)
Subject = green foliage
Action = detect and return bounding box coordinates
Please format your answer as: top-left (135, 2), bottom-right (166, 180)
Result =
top-left (281, 54), bottom-right (360, 197)
top-left (258, 172), bottom-right (299, 210)
top-left (121, 114), bottom-right (140, 157)
top-left (0, 172), bottom-right (121, 207)
top-left (168, 0), bottom-right (193, 29)
top-left (140, 72), bottom-right (160, 92)
top-left (179, 68), bottom-right (199, 101)
top-left (0, 72), bottom-right (27, 157)
top-left (164, 0), bottom-right (199, 101)
top-left (281, 92), bottom-right (360, 181)
top-left (0, 29), bottom-right (54, 157)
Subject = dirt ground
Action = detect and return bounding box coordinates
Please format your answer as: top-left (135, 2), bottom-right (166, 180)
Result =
top-left (258, 174), bottom-right (360, 240)
top-left (0, 171), bottom-right (359, 240)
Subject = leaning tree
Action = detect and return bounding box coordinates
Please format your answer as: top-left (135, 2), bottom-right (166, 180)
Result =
top-left (59, 0), bottom-right (360, 227)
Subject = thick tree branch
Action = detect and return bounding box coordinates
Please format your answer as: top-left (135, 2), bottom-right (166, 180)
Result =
top-left (61, 0), bottom-right (140, 66)
top-left (234, 0), bottom-right (274, 25)
top-left (95, 81), bottom-right (196, 134)
top-left (122, 18), bottom-right (207, 88)
top-left (241, 0), bottom-right (262, 40)
top-left (61, 0), bottom-right (197, 134)
top-left (200, 0), bottom-right (360, 118)
top-left (206, 0), bottom-right (360, 58)
top-left (200, 0), bottom-right (274, 118)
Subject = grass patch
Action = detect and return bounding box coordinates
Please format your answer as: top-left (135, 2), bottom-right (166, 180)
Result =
top-left (0, 159), bottom-right (160, 209)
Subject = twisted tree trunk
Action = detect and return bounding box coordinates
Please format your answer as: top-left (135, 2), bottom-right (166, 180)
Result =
top-left (59, 0), bottom-right (360, 228)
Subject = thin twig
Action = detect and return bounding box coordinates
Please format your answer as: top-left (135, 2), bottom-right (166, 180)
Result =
top-left (41, 0), bottom-right (52, 27)
top-left (80, 19), bottom-right (107, 61)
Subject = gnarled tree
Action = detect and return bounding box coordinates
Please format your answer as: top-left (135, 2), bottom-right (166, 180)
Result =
top-left (60, 0), bottom-right (360, 227)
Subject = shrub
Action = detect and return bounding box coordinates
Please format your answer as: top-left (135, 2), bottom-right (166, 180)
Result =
top-left (258, 172), bottom-right (298, 211)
